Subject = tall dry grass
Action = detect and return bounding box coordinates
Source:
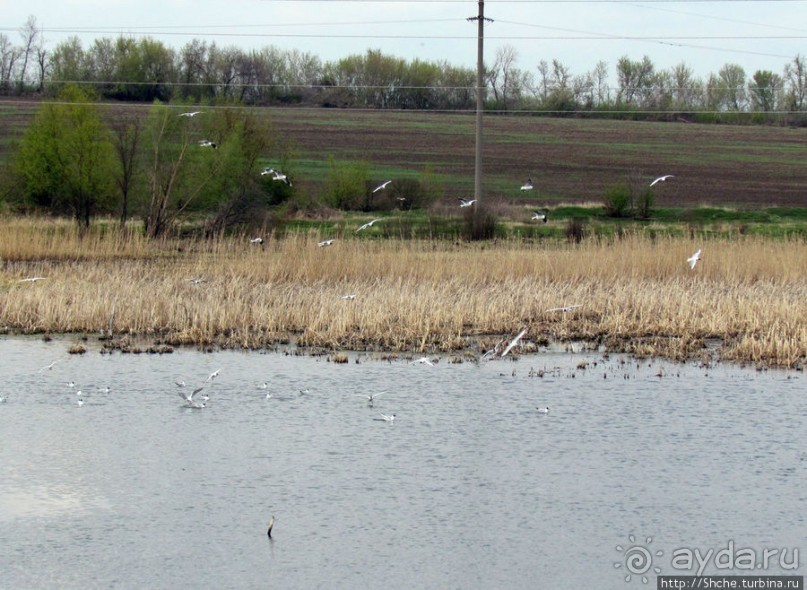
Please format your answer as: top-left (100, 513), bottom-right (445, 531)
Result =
top-left (1, 221), bottom-right (805, 368)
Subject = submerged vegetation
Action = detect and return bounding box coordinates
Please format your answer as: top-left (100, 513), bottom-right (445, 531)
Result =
top-left (1, 218), bottom-right (804, 369)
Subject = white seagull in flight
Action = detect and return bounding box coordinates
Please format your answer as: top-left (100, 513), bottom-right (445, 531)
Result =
top-left (179, 111), bottom-right (202, 117)
top-left (356, 218), bottom-right (381, 232)
top-left (250, 237), bottom-right (264, 244)
top-left (38, 360), bottom-right (61, 372)
top-left (18, 277), bottom-right (47, 283)
top-left (531, 211), bottom-right (548, 223)
top-left (178, 386), bottom-right (206, 409)
top-left (687, 249), bottom-right (702, 269)
top-left (372, 180), bottom-right (392, 193)
top-left (650, 174), bottom-right (674, 187)
top-left (501, 328), bottom-right (528, 358)
top-left (458, 198), bottom-right (477, 208)
top-left (318, 239), bottom-right (335, 247)
top-left (206, 369), bottom-right (221, 382)
top-left (520, 178), bottom-right (534, 191)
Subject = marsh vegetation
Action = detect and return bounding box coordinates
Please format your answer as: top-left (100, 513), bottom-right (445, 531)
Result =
top-left (1, 219), bottom-right (804, 369)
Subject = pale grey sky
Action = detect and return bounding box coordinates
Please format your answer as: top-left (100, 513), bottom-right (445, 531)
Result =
top-left (3, 0), bottom-right (806, 80)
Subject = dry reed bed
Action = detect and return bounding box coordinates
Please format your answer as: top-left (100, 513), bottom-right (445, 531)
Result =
top-left (1, 226), bottom-right (805, 368)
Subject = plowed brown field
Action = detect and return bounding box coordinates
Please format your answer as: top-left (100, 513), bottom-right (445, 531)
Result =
top-left (2, 100), bottom-right (806, 207)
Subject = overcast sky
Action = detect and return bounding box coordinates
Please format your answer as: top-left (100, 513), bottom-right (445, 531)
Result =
top-left (3, 0), bottom-right (806, 80)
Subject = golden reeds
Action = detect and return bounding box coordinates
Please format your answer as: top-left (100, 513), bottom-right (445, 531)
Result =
top-left (1, 221), bottom-right (805, 368)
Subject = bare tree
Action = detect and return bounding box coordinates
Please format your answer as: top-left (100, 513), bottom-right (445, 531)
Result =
top-left (535, 60), bottom-right (550, 102)
top-left (487, 45), bottom-right (520, 110)
top-left (0, 33), bottom-right (20, 95)
top-left (591, 60), bottom-right (609, 106)
top-left (784, 54), bottom-right (806, 111)
top-left (17, 15), bottom-right (40, 93)
top-left (110, 117), bottom-right (141, 228)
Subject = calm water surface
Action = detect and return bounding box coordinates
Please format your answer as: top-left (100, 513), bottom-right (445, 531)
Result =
top-left (0, 337), bottom-right (803, 589)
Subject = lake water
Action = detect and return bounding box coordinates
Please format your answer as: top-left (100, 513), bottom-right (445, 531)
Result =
top-left (0, 337), bottom-right (803, 589)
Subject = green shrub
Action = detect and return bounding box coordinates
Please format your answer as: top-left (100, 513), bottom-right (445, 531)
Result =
top-left (325, 157), bottom-right (369, 210)
top-left (603, 183), bottom-right (632, 218)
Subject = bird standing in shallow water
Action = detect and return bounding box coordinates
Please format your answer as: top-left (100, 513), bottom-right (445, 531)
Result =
top-left (267, 515), bottom-right (275, 538)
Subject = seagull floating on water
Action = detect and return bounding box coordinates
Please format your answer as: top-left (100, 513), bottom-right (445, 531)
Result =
top-left (537, 407), bottom-right (550, 414)
top-left (372, 180), bottom-right (392, 193)
top-left (178, 386), bottom-right (206, 409)
top-left (458, 198), bottom-right (477, 208)
top-left (379, 413), bottom-right (396, 422)
top-left (650, 174), bottom-right (674, 187)
top-left (356, 218), bottom-right (381, 232)
top-left (411, 356), bottom-right (434, 366)
top-left (520, 178), bottom-right (534, 191)
top-left (687, 248), bottom-right (702, 269)
top-left (318, 239), bottom-right (335, 247)
top-left (356, 392), bottom-right (385, 405)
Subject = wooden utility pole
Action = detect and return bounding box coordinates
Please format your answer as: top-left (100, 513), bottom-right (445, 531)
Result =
top-left (468, 1), bottom-right (492, 205)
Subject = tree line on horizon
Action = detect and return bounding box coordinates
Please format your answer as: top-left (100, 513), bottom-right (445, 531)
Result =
top-left (2, 16), bottom-right (807, 120)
